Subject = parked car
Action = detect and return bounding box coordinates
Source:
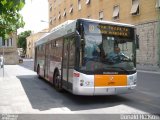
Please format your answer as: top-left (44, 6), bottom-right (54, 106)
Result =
top-left (19, 57), bottom-right (23, 63)
top-left (0, 55), bottom-right (4, 68)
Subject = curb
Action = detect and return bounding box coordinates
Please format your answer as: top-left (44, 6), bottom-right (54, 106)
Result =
top-left (137, 70), bottom-right (160, 74)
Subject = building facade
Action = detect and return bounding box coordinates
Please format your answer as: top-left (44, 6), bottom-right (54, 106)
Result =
top-left (48, 0), bottom-right (160, 69)
top-left (0, 33), bottom-right (19, 64)
top-left (26, 29), bottom-right (49, 59)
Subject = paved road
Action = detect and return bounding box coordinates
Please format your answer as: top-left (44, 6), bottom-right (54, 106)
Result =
top-left (0, 59), bottom-right (160, 120)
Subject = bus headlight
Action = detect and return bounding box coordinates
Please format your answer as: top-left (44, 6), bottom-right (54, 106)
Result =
top-left (129, 76), bottom-right (133, 81)
top-left (133, 74), bottom-right (137, 85)
top-left (128, 74), bottom-right (137, 85)
top-left (128, 76), bottom-right (134, 85)
top-left (80, 80), bottom-right (93, 87)
top-left (80, 80), bottom-right (84, 86)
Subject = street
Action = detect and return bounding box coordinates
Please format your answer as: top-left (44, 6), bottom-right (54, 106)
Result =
top-left (0, 59), bottom-right (160, 119)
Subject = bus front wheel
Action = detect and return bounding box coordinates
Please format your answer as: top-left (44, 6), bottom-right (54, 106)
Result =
top-left (53, 70), bottom-right (63, 92)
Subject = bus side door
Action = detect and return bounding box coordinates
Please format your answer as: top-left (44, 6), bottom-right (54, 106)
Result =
top-left (45, 43), bottom-right (50, 80)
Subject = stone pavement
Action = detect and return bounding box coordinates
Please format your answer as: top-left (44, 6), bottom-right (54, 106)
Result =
top-left (137, 64), bottom-right (160, 72)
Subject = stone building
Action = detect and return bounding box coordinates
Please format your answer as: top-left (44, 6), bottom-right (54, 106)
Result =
top-left (0, 33), bottom-right (19, 64)
top-left (48, 0), bottom-right (160, 69)
top-left (26, 29), bottom-right (49, 59)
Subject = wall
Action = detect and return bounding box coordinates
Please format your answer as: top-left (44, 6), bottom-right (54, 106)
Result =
top-left (136, 21), bottom-right (158, 65)
top-left (26, 30), bottom-right (48, 59)
top-left (0, 33), bottom-right (18, 64)
top-left (49, 0), bottom-right (158, 28)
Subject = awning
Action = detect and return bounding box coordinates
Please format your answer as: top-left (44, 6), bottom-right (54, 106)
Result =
top-left (69, 6), bottom-right (73, 13)
top-left (86, 0), bottom-right (90, 5)
top-left (113, 6), bottom-right (119, 17)
top-left (130, 0), bottom-right (139, 14)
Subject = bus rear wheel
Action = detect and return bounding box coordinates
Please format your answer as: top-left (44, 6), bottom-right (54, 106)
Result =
top-left (53, 71), bottom-right (63, 92)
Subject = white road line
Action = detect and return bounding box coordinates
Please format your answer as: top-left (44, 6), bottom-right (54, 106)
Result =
top-left (137, 70), bottom-right (160, 74)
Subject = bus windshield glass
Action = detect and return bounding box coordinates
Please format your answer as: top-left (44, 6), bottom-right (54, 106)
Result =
top-left (79, 21), bottom-right (136, 74)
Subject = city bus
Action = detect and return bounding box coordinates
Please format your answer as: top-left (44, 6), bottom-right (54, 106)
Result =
top-left (34, 18), bottom-right (137, 95)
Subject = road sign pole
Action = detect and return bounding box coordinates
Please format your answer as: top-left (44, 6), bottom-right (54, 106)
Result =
top-left (3, 46), bottom-right (4, 78)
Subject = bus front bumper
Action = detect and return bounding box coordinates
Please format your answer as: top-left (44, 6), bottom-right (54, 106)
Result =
top-left (73, 85), bottom-right (136, 95)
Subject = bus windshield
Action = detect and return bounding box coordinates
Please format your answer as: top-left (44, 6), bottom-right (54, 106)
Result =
top-left (78, 21), bottom-right (136, 74)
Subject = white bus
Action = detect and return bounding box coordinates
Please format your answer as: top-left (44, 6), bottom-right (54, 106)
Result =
top-left (34, 18), bottom-right (137, 95)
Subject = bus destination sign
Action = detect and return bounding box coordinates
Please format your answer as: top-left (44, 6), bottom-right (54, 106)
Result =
top-left (85, 23), bottom-right (134, 38)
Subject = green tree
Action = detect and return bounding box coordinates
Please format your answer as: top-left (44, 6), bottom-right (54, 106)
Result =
top-left (17, 30), bottom-right (31, 54)
top-left (0, 0), bottom-right (25, 39)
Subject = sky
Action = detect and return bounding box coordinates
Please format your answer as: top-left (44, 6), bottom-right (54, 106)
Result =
top-left (17, 0), bottom-right (49, 34)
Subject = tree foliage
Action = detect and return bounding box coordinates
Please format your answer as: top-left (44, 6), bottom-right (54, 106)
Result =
top-left (0, 0), bottom-right (25, 39)
top-left (18, 30), bottom-right (31, 54)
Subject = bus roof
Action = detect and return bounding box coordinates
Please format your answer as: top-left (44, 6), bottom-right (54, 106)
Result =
top-left (35, 20), bottom-right (76, 46)
top-left (79, 18), bottom-right (135, 27)
top-left (35, 18), bottom-right (135, 46)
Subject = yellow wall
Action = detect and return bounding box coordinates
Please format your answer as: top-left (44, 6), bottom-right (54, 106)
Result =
top-left (26, 30), bottom-right (48, 58)
top-left (48, 0), bottom-right (160, 66)
top-left (48, 0), bottom-right (159, 30)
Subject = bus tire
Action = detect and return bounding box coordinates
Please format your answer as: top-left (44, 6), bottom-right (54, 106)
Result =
top-left (53, 70), bottom-right (63, 92)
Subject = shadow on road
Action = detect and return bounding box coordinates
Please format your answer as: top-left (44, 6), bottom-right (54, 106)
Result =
top-left (16, 60), bottom-right (160, 114)
top-left (17, 75), bottom-right (129, 112)
top-left (17, 75), bottom-right (160, 114)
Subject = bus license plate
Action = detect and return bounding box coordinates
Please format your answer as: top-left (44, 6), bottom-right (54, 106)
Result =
top-left (106, 88), bottom-right (115, 93)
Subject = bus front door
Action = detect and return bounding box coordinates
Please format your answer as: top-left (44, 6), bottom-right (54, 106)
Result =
top-left (62, 36), bottom-right (75, 90)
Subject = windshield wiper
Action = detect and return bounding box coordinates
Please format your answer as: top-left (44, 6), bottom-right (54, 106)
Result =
top-left (107, 67), bottom-right (130, 74)
top-left (94, 67), bottom-right (129, 74)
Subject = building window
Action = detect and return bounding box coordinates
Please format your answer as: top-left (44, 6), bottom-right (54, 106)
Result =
top-left (156, 0), bottom-right (160, 8)
top-left (86, 0), bottom-right (90, 5)
top-left (2, 38), bottom-right (12, 47)
top-left (63, 8), bottom-right (66, 17)
top-left (87, 15), bottom-right (91, 19)
top-left (53, 16), bottom-right (56, 21)
top-left (7, 38), bottom-right (12, 46)
top-left (49, 4), bottom-right (52, 12)
top-left (78, 0), bottom-right (81, 10)
top-left (2, 39), bottom-right (5, 46)
top-left (130, 0), bottom-right (140, 15)
top-left (113, 5), bottom-right (119, 20)
top-left (10, 38), bottom-right (12, 46)
top-left (7, 39), bottom-right (9, 46)
top-left (50, 17), bottom-right (53, 25)
top-left (58, 11), bottom-right (61, 19)
top-left (99, 11), bottom-right (103, 20)
top-left (69, 4), bottom-right (73, 14)
top-left (0, 37), bottom-right (2, 47)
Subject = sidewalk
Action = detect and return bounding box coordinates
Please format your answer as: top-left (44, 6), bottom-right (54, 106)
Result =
top-left (136, 64), bottom-right (160, 72)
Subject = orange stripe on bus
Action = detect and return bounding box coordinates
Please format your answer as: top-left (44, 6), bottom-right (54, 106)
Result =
top-left (94, 75), bottom-right (127, 87)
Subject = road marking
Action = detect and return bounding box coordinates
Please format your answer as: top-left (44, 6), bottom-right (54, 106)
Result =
top-left (137, 70), bottom-right (160, 74)
top-left (139, 90), bottom-right (160, 98)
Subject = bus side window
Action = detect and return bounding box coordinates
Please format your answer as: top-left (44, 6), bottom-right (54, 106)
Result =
top-left (69, 38), bottom-right (75, 67)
